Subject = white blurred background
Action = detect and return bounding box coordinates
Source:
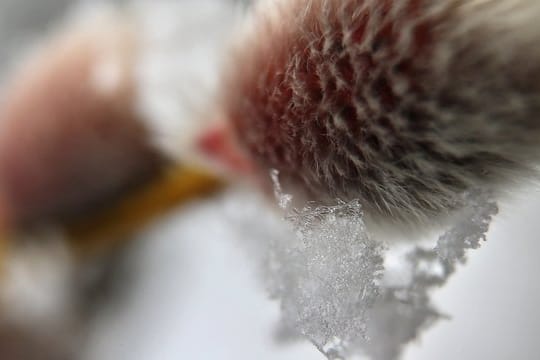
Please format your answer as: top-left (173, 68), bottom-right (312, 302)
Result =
top-left (79, 188), bottom-right (540, 360)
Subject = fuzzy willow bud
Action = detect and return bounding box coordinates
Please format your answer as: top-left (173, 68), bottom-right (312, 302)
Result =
top-left (222, 0), bottom-right (540, 225)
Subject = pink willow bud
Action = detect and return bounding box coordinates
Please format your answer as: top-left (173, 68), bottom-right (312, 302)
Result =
top-left (0, 18), bottom-right (164, 228)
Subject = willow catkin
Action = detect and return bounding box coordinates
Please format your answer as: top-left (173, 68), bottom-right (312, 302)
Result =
top-left (221, 0), bottom-right (540, 225)
top-left (0, 14), bottom-right (164, 228)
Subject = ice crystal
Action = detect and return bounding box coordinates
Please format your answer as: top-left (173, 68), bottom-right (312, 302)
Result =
top-left (269, 171), bottom-right (384, 359)
top-left (357, 190), bottom-right (499, 360)
top-left (268, 170), bottom-right (498, 360)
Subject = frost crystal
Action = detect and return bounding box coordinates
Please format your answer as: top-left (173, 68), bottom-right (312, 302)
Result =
top-left (269, 171), bottom-right (384, 359)
top-left (268, 170), bottom-right (498, 360)
top-left (357, 190), bottom-right (499, 360)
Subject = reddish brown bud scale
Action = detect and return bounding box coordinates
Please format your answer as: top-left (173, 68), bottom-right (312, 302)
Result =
top-left (221, 0), bottom-right (540, 224)
top-left (197, 123), bottom-right (255, 174)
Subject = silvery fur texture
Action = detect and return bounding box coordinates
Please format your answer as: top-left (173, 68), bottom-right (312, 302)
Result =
top-left (223, 0), bottom-right (540, 226)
